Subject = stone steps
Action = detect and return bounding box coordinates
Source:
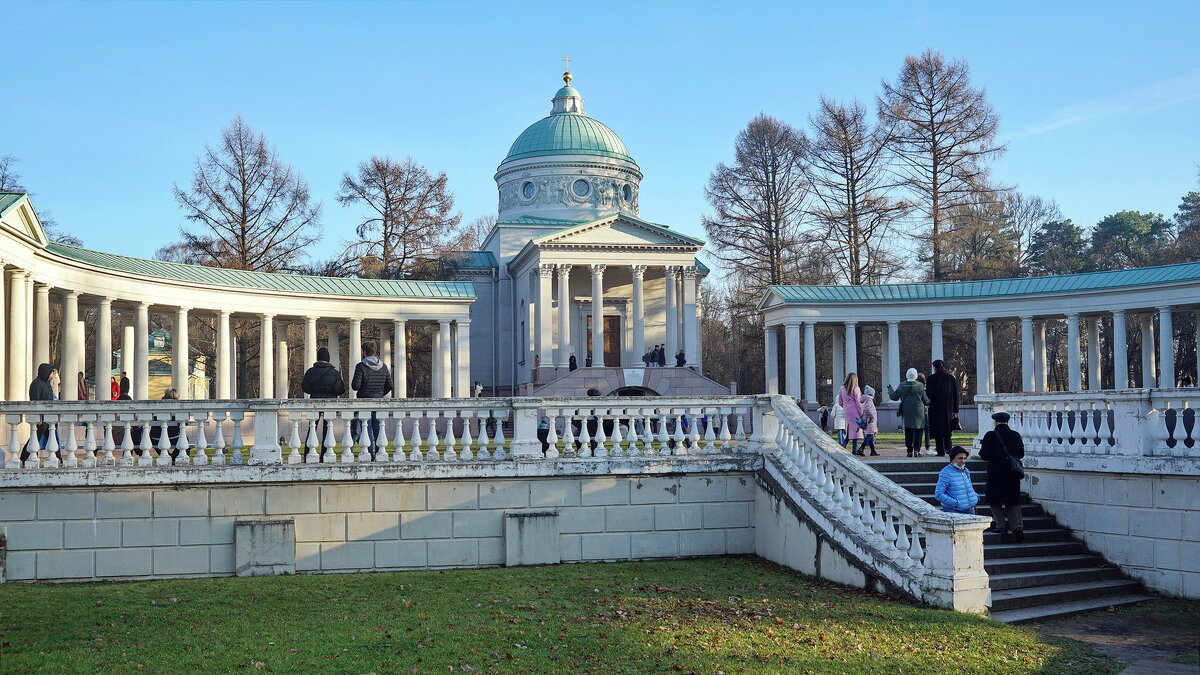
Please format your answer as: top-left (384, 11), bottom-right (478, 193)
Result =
top-left (867, 457), bottom-right (1152, 623)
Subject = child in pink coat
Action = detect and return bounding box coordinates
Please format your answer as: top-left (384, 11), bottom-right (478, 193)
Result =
top-left (859, 386), bottom-right (879, 456)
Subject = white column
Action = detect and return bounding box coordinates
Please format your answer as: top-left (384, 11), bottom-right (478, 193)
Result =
top-left (695, 281), bottom-right (705, 373)
top-left (380, 323), bottom-right (392, 397)
top-left (121, 322), bottom-right (134, 379)
top-left (784, 321), bottom-right (801, 398)
top-left (456, 319), bottom-right (471, 397)
top-left (76, 319), bottom-right (86, 384)
top-left (275, 326), bottom-right (289, 398)
top-left (831, 326), bottom-right (844, 391)
top-left (1158, 307), bottom-right (1175, 387)
top-left (930, 319), bottom-right (944, 363)
top-left (987, 322), bottom-right (996, 392)
top-left (349, 318), bottom-right (362, 396)
top-left (0, 269), bottom-right (6, 400)
top-left (431, 325), bottom-right (442, 397)
top-left (25, 276), bottom-right (33, 380)
top-left (94, 298), bottom-right (112, 400)
top-left (393, 319), bottom-right (407, 398)
top-left (172, 306), bottom-right (190, 394)
top-left (764, 325), bottom-right (779, 394)
top-left (61, 291), bottom-right (80, 400)
top-left (259, 314), bottom-right (274, 398)
top-left (438, 319), bottom-right (452, 397)
top-left (844, 322), bottom-right (858, 375)
top-left (6, 270), bottom-right (28, 400)
top-left (304, 317), bottom-right (318, 372)
top-left (556, 264), bottom-right (573, 367)
top-left (1140, 313), bottom-right (1156, 387)
top-left (33, 283), bottom-right (49, 366)
top-left (326, 324), bottom-right (340, 373)
top-left (590, 264), bottom-right (606, 367)
top-left (1033, 320), bottom-right (1046, 392)
top-left (887, 321), bottom-right (900, 390)
top-left (803, 322), bottom-right (817, 406)
top-left (1065, 313), bottom-right (1081, 391)
top-left (134, 302), bottom-right (150, 400)
top-left (1195, 311), bottom-right (1200, 387)
top-left (1087, 317), bottom-right (1102, 390)
top-left (682, 266), bottom-right (699, 367)
top-left (217, 311), bottom-right (232, 399)
top-left (535, 264), bottom-right (553, 370)
top-left (630, 265), bottom-right (646, 366)
top-left (974, 318), bottom-right (991, 395)
top-left (663, 265), bottom-right (677, 364)
top-left (1021, 315), bottom-right (1037, 392)
top-left (1112, 310), bottom-right (1128, 389)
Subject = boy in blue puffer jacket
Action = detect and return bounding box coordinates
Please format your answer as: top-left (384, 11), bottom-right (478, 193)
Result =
top-left (935, 446), bottom-right (980, 514)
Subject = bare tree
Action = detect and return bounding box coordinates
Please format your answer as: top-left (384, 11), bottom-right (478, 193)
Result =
top-left (802, 97), bottom-right (907, 285)
top-left (453, 214), bottom-right (496, 251)
top-left (1001, 191), bottom-right (1062, 270)
top-left (0, 155), bottom-right (83, 246)
top-left (878, 49), bottom-right (1006, 281)
top-left (171, 116), bottom-right (321, 272)
top-left (338, 156), bottom-right (461, 279)
top-left (702, 115), bottom-right (811, 294)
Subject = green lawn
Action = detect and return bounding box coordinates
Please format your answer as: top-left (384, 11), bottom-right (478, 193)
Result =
top-left (0, 557), bottom-right (1117, 674)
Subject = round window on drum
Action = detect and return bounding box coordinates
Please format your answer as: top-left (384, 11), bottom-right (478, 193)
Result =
top-left (622, 184), bottom-right (633, 203)
top-left (572, 179), bottom-right (591, 197)
top-left (522, 181), bottom-right (536, 199)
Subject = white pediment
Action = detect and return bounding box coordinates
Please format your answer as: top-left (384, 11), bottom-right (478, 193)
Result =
top-left (534, 215), bottom-right (702, 249)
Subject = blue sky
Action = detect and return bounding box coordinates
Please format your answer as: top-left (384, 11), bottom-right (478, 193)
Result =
top-left (3, 0), bottom-right (1198, 262)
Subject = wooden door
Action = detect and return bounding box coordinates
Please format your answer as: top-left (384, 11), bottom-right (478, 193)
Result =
top-left (603, 316), bottom-right (621, 366)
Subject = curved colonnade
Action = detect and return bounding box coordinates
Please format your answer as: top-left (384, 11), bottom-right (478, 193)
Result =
top-left (760, 264), bottom-right (1200, 404)
top-left (0, 193), bottom-right (475, 401)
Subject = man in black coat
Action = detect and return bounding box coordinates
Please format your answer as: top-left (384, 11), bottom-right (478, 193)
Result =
top-left (302, 347), bottom-right (345, 461)
top-left (25, 363), bottom-right (56, 462)
top-left (351, 341), bottom-right (392, 458)
top-left (925, 360), bottom-right (959, 456)
top-left (978, 412), bottom-right (1026, 542)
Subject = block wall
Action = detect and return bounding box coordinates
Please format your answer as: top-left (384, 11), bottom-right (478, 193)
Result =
top-left (0, 473), bottom-right (755, 582)
top-left (1027, 469), bottom-right (1200, 598)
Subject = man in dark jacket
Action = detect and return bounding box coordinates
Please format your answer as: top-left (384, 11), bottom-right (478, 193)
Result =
top-left (302, 347), bottom-right (345, 461)
top-left (978, 412), bottom-right (1026, 542)
top-left (925, 360), bottom-right (959, 457)
top-left (351, 341), bottom-right (391, 458)
top-left (26, 363), bottom-right (56, 461)
top-left (656, 345), bottom-right (667, 367)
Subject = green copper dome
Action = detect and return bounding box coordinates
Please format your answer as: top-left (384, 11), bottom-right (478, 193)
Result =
top-left (504, 113), bottom-right (635, 163)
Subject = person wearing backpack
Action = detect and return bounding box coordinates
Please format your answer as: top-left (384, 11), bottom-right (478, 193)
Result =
top-left (351, 341), bottom-right (391, 459)
top-left (302, 347), bottom-right (346, 461)
top-left (978, 412), bottom-right (1026, 542)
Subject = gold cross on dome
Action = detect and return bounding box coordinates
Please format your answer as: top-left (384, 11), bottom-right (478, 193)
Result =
top-left (562, 54), bottom-right (572, 72)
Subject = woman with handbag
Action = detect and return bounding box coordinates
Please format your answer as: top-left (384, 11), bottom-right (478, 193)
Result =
top-left (978, 411), bottom-right (1026, 542)
top-left (836, 373), bottom-right (864, 455)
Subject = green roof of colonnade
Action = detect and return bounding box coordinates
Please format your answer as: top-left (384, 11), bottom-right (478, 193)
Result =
top-left (766, 262), bottom-right (1200, 304)
top-left (47, 243), bottom-right (476, 299)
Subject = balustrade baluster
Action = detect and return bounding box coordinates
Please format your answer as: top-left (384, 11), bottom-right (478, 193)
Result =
top-left (101, 420), bottom-right (116, 466)
top-left (734, 411), bottom-right (747, 449)
top-left (492, 410), bottom-right (507, 460)
top-left (287, 414), bottom-right (303, 464)
top-left (838, 477), bottom-right (854, 513)
top-left (895, 517), bottom-right (912, 564)
top-left (305, 418), bottom-right (319, 463)
top-left (321, 414), bottom-right (337, 463)
top-left (577, 411), bottom-right (592, 458)
top-left (82, 420), bottom-right (97, 468)
top-left (560, 411), bottom-right (576, 458)
top-left (356, 412), bottom-right (373, 463)
top-left (61, 418), bottom-right (78, 468)
top-left (193, 415), bottom-right (210, 466)
top-left (25, 424), bottom-right (42, 468)
top-left (849, 482), bottom-right (864, 519)
top-left (408, 414), bottom-right (425, 461)
top-left (624, 412), bottom-right (639, 457)
top-left (136, 418), bottom-right (154, 467)
top-left (883, 512), bottom-right (900, 549)
top-left (340, 412), bottom-right (357, 464)
top-left (230, 412), bottom-right (245, 465)
top-left (211, 413), bottom-right (227, 465)
top-left (719, 409), bottom-right (732, 452)
top-left (475, 413), bottom-right (490, 460)
top-left (176, 418), bottom-right (192, 465)
top-left (425, 413), bottom-right (441, 461)
top-left (654, 412), bottom-right (669, 455)
top-left (672, 412), bottom-right (686, 456)
top-left (871, 500), bottom-right (887, 538)
top-left (443, 414), bottom-right (457, 461)
top-left (460, 413), bottom-right (476, 461)
top-left (907, 524), bottom-right (925, 568)
top-left (120, 421), bottom-right (134, 466)
top-left (4, 416), bottom-right (21, 469)
top-left (376, 413), bottom-right (391, 462)
top-left (156, 420), bottom-right (173, 467)
top-left (1167, 402), bottom-right (1182, 451)
top-left (610, 411), bottom-right (625, 457)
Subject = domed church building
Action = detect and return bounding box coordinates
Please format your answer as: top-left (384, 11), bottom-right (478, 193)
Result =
top-left (453, 68), bottom-right (723, 397)
top-left (0, 69), bottom-right (723, 400)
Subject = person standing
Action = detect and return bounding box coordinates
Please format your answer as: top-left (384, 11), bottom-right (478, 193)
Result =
top-left (675, 350), bottom-right (686, 367)
top-left (302, 346), bottom-right (346, 461)
top-left (473, 381), bottom-right (484, 397)
top-left (25, 363), bottom-right (56, 461)
top-left (926, 360), bottom-right (960, 457)
top-left (935, 446), bottom-right (980, 514)
top-left (978, 412), bottom-right (1026, 542)
top-left (859, 386), bottom-right (879, 456)
top-left (832, 399), bottom-right (846, 445)
top-left (889, 368), bottom-right (930, 457)
top-left (656, 345), bottom-right (667, 367)
top-left (817, 405), bottom-right (829, 432)
top-left (837, 373), bottom-right (865, 455)
top-left (351, 341), bottom-right (391, 459)
top-left (568, 352), bottom-right (578, 371)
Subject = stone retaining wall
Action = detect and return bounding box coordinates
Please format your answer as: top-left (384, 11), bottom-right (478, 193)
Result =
top-left (0, 472), bottom-right (756, 582)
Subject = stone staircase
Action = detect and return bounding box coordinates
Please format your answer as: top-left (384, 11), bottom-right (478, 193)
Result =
top-left (867, 458), bottom-right (1152, 623)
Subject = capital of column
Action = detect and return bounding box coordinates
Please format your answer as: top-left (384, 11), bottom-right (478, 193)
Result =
top-left (456, 319), bottom-right (471, 327)
top-left (783, 319), bottom-right (802, 328)
top-left (537, 263), bottom-right (556, 278)
top-left (973, 317), bottom-right (987, 325)
top-left (393, 318), bottom-right (407, 327)
top-left (930, 319), bottom-right (943, 326)
top-left (176, 306), bottom-right (191, 314)
top-left (630, 264), bottom-right (647, 279)
top-left (844, 320), bottom-right (858, 327)
top-left (557, 263), bottom-right (573, 272)
top-left (65, 290), bottom-right (80, 300)
top-left (1063, 312), bottom-right (1078, 320)
top-left (662, 264), bottom-right (678, 279)
top-left (34, 282), bottom-right (50, 295)
top-left (1157, 305), bottom-right (1173, 313)
top-left (1021, 314), bottom-right (1036, 321)
top-left (261, 313), bottom-right (276, 320)
top-left (590, 263), bottom-right (606, 277)
top-left (97, 296), bottom-right (112, 308)
top-left (888, 320), bottom-right (901, 327)
top-left (438, 318), bottom-right (452, 326)
top-left (681, 265), bottom-right (698, 280)
top-left (7, 269), bottom-right (28, 281)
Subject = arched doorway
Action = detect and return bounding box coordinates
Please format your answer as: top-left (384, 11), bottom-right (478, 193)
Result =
top-left (612, 386), bottom-right (658, 396)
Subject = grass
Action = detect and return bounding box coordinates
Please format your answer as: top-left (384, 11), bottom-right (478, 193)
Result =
top-left (0, 557), bottom-right (1118, 674)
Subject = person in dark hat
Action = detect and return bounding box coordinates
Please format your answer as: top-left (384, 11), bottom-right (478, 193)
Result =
top-left (301, 346), bottom-right (346, 461)
top-left (978, 411), bottom-right (1025, 542)
top-left (926, 359), bottom-right (959, 457)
